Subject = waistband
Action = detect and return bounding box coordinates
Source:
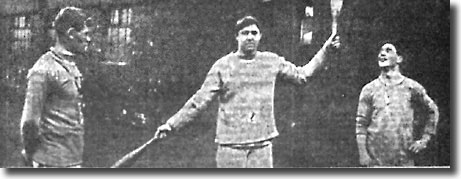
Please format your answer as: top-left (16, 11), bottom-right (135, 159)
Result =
top-left (219, 140), bottom-right (272, 149)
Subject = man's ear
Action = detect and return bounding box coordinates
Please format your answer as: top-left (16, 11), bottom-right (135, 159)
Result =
top-left (66, 27), bottom-right (77, 40)
top-left (397, 55), bottom-right (403, 63)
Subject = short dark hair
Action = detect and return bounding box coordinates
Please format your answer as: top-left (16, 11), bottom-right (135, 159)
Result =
top-left (378, 39), bottom-right (402, 56)
top-left (53, 7), bottom-right (90, 37)
top-left (234, 16), bottom-right (260, 35)
top-left (378, 39), bottom-right (409, 70)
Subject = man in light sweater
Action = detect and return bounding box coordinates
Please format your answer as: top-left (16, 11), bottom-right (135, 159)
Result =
top-left (355, 42), bottom-right (439, 167)
top-left (155, 16), bottom-right (340, 168)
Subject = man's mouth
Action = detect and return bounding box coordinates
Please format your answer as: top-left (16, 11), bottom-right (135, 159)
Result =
top-left (245, 43), bottom-right (255, 48)
top-left (378, 57), bottom-right (387, 62)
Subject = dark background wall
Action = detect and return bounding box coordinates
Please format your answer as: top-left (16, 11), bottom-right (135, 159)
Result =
top-left (0, 0), bottom-right (450, 167)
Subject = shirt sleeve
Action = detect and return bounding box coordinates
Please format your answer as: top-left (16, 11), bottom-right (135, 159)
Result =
top-left (356, 86), bottom-right (373, 135)
top-left (166, 61), bottom-right (223, 129)
top-left (278, 45), bottom-right (328, 84)
top-left (20, 69), bottom-right (48, 153)
top-left (412, 84), bottom-right (439, 141)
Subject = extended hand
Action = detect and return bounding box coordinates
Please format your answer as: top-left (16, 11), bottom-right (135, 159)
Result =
top-left (154, 123), bottom-right (172, 139)
top-left (331, 35), bottom-right (340, 49)
top-left (409, 140), bottom-right (427, 153)
top-left (323, 33), bottom-right (340, 51)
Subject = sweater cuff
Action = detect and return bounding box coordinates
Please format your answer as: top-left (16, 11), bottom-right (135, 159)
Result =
top-left (356, 126), bottom-right (368, 135)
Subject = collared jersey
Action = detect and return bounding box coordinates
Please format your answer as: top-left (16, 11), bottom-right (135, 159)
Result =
top-left (20, 49), bottom-right (84, 167)
top-left (356, 75), bottom-right (439, 166)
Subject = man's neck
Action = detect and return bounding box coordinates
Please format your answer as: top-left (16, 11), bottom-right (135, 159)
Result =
top-left (236, 50), bottom-right (257, 60)
top-left (380, 66), bottom-right (404, 85)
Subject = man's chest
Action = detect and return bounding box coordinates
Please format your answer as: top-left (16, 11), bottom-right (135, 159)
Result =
top-left (221, 60), bottom-right (277, 90)
top-left (50, 65), bottom-right (83, 100)
top-left (371, 84), bottom-right (413, 110)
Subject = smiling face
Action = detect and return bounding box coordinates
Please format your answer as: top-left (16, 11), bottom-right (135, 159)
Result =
top-left (377, 43), bottom-right (402, 68)
top-left (236, 24), bottom-right (261, 56)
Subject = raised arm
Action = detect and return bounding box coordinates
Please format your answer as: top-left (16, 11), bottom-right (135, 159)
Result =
top-left (20, 69), bottom-right (48, 160)
top-left (279, 33), bottom-right (339, 84)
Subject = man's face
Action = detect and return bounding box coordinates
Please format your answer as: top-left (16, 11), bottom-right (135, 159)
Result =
top-left (236, 24), bottom-right (261, 54)
top-left (68, 24), bottom-right (93, 54)
top-left (377, 43), bottom-right (401, 67)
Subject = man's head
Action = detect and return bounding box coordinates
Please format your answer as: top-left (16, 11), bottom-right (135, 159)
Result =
top-left (53, 7), bottom-right (94, 54)
top-left (377, 42), bottom-right (402, 68)
top-left (235, 16), bottom-right (262, 56)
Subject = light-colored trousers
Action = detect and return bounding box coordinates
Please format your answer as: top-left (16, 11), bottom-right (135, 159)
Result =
top-left (216, 142), bottom-right (273, 168)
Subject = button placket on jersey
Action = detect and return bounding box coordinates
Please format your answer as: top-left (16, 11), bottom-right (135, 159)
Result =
top-left (383, 83), bottom-right (392, 118)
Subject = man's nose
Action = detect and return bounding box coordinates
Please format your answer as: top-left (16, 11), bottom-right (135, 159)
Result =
top-left (247, 34), bottom-right (255, 40)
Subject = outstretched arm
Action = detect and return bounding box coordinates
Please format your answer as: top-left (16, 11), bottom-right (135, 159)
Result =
top-left (155, 62), bottom-right (223, 138)
top-left (279, 33), bottom-right (340, 84)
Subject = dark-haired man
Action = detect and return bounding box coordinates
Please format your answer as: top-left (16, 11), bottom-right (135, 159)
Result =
top-left (355, 42), bottom-right (439, 167)
top-left (155, 16), bottom-right (339, 168)
top-left (20, 6), bottom-right (94, 168)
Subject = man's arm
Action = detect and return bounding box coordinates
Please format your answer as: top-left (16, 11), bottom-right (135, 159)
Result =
top-left (302, 33), bottom-right (339, 77)
top-left (279, 33), bottom-right (339, 84)
top-left (409, 85), bottom-right (439, 153)
top-left (20, 69), bottom-right (48, 160)
top-left (356, 87), bottom-right (373, 166)
top-left (155, 62), bottom-right (223, 138)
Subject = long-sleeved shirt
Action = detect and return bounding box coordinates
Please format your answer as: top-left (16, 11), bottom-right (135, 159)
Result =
top-left (356, 75), bottom-right (439, 166)
top-left (166, 47), bottom-right (328, 144)
top-left (20, 48), bottom-right (84, 167)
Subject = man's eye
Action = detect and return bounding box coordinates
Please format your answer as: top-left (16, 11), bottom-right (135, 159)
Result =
top-left (241, 31), bottom-right (249, 35)
top-left (250, 31), bottom-right (258, 35)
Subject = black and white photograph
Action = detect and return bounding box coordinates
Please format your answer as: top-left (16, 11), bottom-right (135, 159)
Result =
top-left (0, 0), bottom-right (451, 170)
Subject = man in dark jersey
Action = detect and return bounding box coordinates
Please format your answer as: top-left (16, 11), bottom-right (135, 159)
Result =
top-left (20, 7), bottom-right (94, 168)
top-left (155, 16), bottom-right (340, 168)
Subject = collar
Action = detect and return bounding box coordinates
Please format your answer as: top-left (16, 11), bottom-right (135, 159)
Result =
top-left (235, 51), bottom-right (258, 61)
top-left (51, 46), bottom-right (75, 56)
top-left (50, 47), bottom-right (77, 67)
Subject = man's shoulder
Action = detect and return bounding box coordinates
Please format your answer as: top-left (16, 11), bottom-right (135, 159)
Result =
top-left (402, 76), bottom-right (426, 91)
top-left (217, 52), bottom-right (235, 61)
top-left (358, 79), bottom-right (380, 97)
top-left (362, 78), bottom-right (381, 90)
top-left (209, 52), bottom-right (236, 70)
top-left (403, 76), bottom-right (423, 86)
top-left (28, 51), bottom-right (61, 75)
top-left (31, 52), bottom-right (58, 68)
